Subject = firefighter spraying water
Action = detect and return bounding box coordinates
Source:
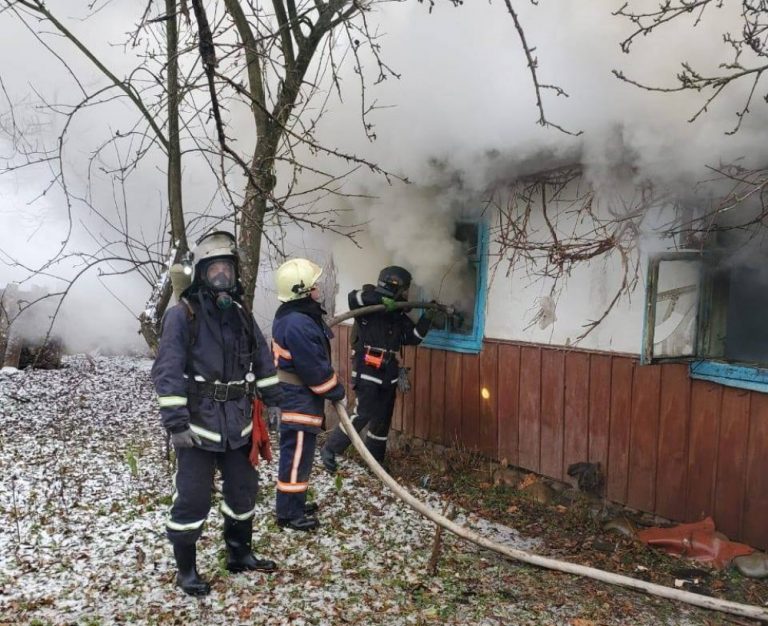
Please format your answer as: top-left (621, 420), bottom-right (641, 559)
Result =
top-left (322, 266), bottom-right (438, 473)
top-left (155, 248), bottom-right (768, 620)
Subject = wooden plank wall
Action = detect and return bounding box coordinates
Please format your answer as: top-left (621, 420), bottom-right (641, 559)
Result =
top-left (330, 325), bottom-right (768, 549)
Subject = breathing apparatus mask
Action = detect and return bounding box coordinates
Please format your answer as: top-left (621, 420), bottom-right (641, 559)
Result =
top-left (202, 257), bottom-right (237, 310)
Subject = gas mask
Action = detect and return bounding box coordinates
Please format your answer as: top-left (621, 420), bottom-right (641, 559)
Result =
top-left (203, 258), bottom-right (237, 309)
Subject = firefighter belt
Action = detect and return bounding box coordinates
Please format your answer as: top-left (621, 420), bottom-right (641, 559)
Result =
top-left (189, 379), bottom-right (253, 401)
top-left (362, 345), bottom-right (398, 370)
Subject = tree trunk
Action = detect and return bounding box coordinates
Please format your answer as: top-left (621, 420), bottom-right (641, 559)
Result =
top-left (139, 0), bottom-right (187, 353)
top-left (166, 0), bottom-right (187, 255)
top-left (239, 164), bottom-right (273, 305)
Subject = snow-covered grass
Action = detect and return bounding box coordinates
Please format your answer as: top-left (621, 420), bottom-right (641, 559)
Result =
top-left (0, 356), bottom-right (717, 625)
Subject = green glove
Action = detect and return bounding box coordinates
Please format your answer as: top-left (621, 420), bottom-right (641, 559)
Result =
top-left (381, 297), bottom-right (398, 312)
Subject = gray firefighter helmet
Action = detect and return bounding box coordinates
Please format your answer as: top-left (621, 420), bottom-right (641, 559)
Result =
top-left (191, 231), bottom-right (240, 293)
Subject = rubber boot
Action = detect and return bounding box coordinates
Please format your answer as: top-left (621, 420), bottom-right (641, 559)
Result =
top-left (173, 543), bottom-right (211, 596)
top-left (277, 515), bottom-right (320, 532)
top-left (320, 447), bottom-right (337, 474)
top-left (223, 517), bottom-right (277, 573)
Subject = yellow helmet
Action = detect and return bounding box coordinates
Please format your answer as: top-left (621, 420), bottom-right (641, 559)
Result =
top-left (276, 258), bottom-right (323, 302)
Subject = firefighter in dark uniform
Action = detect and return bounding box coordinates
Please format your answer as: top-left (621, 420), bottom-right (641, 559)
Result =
top-left (151, 231), bottom-right (283, 596)
top-left (321, 266), bottom-right (433, 472)
top-left (272, 258), bottom-right (346, 531)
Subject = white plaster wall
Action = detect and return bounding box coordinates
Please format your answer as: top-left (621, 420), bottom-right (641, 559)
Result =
top-left (330, 181), bottom-right (667, 356)
top-left (484, 239), bottom-right (646, 354)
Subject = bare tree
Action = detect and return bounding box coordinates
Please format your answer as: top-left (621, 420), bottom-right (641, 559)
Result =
top-left (614, 1), bottom-right (768, 135)
top-left (0, 0), bottom-right (577, 352)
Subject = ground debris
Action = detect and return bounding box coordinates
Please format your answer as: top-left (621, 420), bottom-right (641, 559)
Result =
top-left (0, 356), bottom-right (755, 625)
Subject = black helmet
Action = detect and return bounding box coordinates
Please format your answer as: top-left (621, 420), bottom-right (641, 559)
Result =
top-left (375, 266), bottom-right (412, 298)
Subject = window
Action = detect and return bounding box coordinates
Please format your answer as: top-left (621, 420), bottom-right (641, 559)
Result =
top-left (642, 250), bottom-right (768, 392)
top-left (421, 221), bottom-right (488, 354)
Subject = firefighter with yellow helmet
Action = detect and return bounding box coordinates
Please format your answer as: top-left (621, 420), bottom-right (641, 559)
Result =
top-left (272, 258), bottom-right (345, 531)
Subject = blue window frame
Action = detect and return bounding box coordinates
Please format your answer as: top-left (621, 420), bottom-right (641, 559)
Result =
top-left (422, 221), bottom-right (488, 354)
top-left (689, 360), bottom-right (768, 393)
top-left (642, 251), bottom-right (768, 393)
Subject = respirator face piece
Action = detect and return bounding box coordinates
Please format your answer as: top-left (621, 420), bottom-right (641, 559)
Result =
top-left (204, 258), bottom-right (236, 292)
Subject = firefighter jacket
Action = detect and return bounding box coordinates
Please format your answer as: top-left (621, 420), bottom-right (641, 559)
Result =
top-left (272, 298), bottom-right (345, 434)
top-left (151, 291), bottom-right (281, 451)
top-left (349, 285), bottom-right (432, 387)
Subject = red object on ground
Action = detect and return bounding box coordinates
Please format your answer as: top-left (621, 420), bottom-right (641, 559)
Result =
top-left (248, 398), bottom-right (273, 466)
top-left (637, 517), bottom-right (754, 569)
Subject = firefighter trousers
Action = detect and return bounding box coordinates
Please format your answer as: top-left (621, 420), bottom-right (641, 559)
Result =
top-left (166, 444), bottom-right (258, 546)
top-left (276, 428), bottom-right (317, 521)
top-left (325, 381), bottom-right (398, 463)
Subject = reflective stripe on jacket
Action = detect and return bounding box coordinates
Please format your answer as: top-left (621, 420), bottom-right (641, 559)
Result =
top-left (151, 292), bottom-right (282, 451)
top-left (272, 298), bottom-right (345, 434)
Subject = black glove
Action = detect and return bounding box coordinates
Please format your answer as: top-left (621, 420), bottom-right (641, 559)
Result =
top-left (170, 428), bottom-right (201, 449)
top-left (423, 300), bottom-right (439, 321)
top-left (335, 397), bottom-right (348, 414)
top-left (266, 406), bottom-right (282, 432)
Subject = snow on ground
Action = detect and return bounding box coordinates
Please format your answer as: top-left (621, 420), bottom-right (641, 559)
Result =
top-left (0, 356), bottom-right (712, 625)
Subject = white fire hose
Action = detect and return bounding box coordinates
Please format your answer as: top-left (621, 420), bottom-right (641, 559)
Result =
top-left (328, 302), bottom-right (768, 622)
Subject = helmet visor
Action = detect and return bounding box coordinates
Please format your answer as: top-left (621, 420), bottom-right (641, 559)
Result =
top-left (204, 258), bottom-right (236, 291)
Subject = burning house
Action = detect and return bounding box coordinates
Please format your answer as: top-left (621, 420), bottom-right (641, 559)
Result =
top-left (328, 159), bottom-right (768, 550)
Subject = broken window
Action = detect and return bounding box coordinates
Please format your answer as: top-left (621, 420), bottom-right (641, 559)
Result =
top-left (642, 254), bottom-right (701, 363)
top-left (422, 221), bottom-right (488, 354)
top-left (643, 248), bottom-right (768, 391)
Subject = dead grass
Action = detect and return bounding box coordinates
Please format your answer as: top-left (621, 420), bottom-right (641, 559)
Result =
top-left (385, 440), bottom-right (768, 625)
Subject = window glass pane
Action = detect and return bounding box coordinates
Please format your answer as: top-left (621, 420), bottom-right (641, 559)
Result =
top-left (653, 260), bottom-right (699, 359)
top-left (724, 266), bottom-right (768, 363)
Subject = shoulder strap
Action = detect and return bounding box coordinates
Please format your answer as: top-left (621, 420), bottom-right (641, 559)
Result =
top-left (180, 297), bottom-right (198, 346)
top-left (180, 298), bottom-right (199, 379)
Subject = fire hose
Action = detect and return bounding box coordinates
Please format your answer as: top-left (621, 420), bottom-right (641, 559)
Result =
top-left (327, 301), bottom-right (768, 622)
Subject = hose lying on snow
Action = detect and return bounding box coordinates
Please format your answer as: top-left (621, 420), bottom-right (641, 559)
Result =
top-left (328, 302), bottom-right (768, 622)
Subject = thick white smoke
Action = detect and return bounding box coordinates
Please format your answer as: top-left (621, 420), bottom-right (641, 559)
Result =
top-left (2, 1), bottom-right (768, 350)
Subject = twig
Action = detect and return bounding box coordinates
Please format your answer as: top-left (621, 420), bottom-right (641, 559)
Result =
top-left (427, 502), bottom-right (454, 575)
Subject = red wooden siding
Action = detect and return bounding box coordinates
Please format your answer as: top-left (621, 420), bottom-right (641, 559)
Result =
top-left (654, 364), bottom-right (691, 522)
top-left (626, 365), bottom-right (661, 513)
top-left (607, 358), bottom-right (633, 503)
top-left (429, 349), bottom-right (447, 445)
top-left (587, 355), bottom-right (611, 476)
top-left (479, 344), bottom-right (499, 459)
top-left (743, 393), bottom-right (768, 547)
top-left (414, 348), bottom-right (431, 441)
top-left (444, 351), bottom-right (463, 447)
top-left (713, 388), bottom-right (750, 541)
top-left (329, 325), bottom-right (768, 549)
top-left (461, 353), bottom-right (481, 452)
top-left (540, 349), bottom-right (565, 481)
top-left (686, 381), bottom-right (722, 522)
top-left (402, 346), bottom-right (416, 436)
top-left (496, 344), bottom-right (521, 466)
top-left (563, 352), bottom-right (590, 482)
top-left (518, 346), bottom-right (542, 473)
